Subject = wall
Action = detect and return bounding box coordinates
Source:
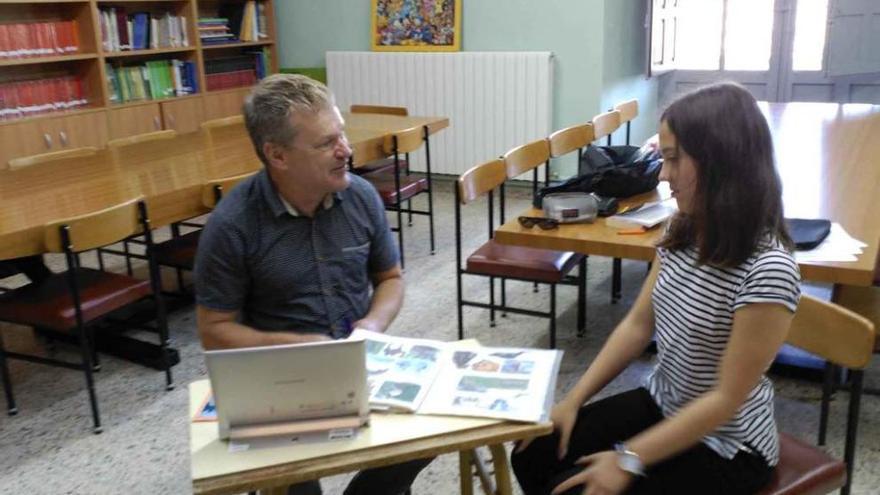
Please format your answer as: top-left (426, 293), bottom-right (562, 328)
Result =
top-left (275, 0), bottom-right (657, 177)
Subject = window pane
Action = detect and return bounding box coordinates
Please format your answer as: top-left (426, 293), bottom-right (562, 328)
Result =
top-left (792, 0), bottom-right (829, 71)
top-left (724, 0), bottom-right (774, 70)
top-left (677, 0), bottom-right (723, 70)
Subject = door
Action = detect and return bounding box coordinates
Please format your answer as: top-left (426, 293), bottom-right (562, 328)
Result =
top-left (56, 111), bottom-right (109, 150)
top-left (161, 97), bottom-right (205, 134)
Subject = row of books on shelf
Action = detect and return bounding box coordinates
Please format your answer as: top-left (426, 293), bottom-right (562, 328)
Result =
top-left (0, 21), bottom-right (80, 59)
top-left (100, 9), bottom-right (189, 52)
top-left (106, 60), bottom-right (197, 104)
top-left (204, 50), bottom-right (268, 91)
top-left (0, 77), bottom-right (88, 121)
top-left (198, 0), bottom-right (269, 45)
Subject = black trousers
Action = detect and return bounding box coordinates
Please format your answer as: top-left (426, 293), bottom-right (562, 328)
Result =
top-left (286, 457), bottom-right (432, 495)
top-left (511, 388), bottom-right (773, 495)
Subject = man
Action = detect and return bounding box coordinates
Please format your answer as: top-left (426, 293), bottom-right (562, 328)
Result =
top-left (194, 74), bottom-right (430, 495)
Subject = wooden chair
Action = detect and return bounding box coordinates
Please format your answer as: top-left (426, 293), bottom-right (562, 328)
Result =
top-left (363, 125), bottom-right (435, 269)
top-left (547, 122), bottom-right (595, 183)
top-left (455, 155), bottom-right (586, 349)
top-left (150, 171), bottom-right (258, 292)
top-left (106, 129), bottom-right (178, 149)
top-left (0, 198), bottom-right (174, 433)
top-left (757, 294), bottom-right (875, 495)
top-left (614, 99), bottom-right (639, 145)
top-left (589, 110), bottom-right (628, 304)
top-left (8, 146), bottom-right (98, 171)
top-left (348, 104), bottom-right (411, 177)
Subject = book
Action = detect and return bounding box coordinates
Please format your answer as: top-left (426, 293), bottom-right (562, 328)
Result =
top-left (352, 329), bottom-right (562, 423)
top-left (605, 200), bottom-right (676, 230)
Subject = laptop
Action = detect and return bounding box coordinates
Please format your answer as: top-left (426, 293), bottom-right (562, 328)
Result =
top-left (204, 338), bottom-right (369, 440)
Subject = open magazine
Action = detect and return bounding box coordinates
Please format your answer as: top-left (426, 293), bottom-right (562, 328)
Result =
top-left (351, 329), bottom-right (562, 423)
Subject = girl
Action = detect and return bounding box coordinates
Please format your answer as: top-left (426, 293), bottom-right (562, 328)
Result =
top-left (512, 83), bottom-right (801, 495)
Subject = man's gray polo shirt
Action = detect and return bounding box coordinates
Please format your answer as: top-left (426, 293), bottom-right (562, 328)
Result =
top-left (194, 169), bottom-right (399, 338)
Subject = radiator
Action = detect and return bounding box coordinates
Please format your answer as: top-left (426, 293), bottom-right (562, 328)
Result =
top-left (326, 51), bottom-right (554, 176)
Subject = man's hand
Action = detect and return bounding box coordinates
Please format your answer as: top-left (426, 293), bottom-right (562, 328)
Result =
top-left (551, 451), bottom-right (634, 495)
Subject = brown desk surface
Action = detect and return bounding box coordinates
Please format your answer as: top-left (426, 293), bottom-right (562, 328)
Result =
top-left (0, 113), bottom-right (448, 260)
top-left (189, 380), bottom-right (551, 495)
top-left (495, 102), bottom-right (880, 287)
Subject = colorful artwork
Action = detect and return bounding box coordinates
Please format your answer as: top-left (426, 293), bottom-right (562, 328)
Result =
top-left (371, 0), bottom-right (462, 51)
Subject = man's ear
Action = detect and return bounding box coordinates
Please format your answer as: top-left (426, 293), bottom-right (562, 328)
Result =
top-left (263, 141), bottom-right (287, 171)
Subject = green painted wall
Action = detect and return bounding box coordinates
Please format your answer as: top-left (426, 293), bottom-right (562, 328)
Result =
top-left (274, 0), bottom-right (656, 177)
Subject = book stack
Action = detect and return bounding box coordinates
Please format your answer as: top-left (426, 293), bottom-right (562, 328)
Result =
top-left (213, 1), bottom-right (269, 44)
top-left (105, 60), bottom-right (198, 103)
top-left (197, 17), bottom-right (236, 45)
top-left (99, 8), bottom-right (189, 52)
top-left (0, 21), bottom-right (80, 58)
top-left (0, 77), bottom-right (88, 120)
top-left (204, 49), bottom-right (268, 91)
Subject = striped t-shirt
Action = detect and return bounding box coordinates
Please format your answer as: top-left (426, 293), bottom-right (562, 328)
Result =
top-left (645, 241), bottom-right (801, 466)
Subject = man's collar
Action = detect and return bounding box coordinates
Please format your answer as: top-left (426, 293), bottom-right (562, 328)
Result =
top-left (257, 170), bottom-right (343, 218)
top-left (278, 193), bottom-right (335, 217)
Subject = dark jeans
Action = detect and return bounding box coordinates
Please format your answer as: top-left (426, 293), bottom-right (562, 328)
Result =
top-left (286, 457), bottom-right (432, 495)
top-left (511, 388), bottom-right (773, 495)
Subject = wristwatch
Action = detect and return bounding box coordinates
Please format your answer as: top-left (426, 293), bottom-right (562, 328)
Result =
top-left (614, 442), bottom-right (647, 477)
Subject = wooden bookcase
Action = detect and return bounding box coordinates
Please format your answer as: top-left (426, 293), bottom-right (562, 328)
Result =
top-left (0, 0), bottom-right (277, 167)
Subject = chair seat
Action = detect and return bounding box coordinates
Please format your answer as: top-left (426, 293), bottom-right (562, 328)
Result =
top-left (757, 433), bottom-right (846, 495)
top-left (466, 240), bottom-right (583, 283)
top-left (366, 173), bottom-right (429, 205)
top-left (0, 268), bottom-right (152, 330)
top-left (154, 231), bottom-right (200, 270)
top-left (353, 157), bottom-right (409, 177)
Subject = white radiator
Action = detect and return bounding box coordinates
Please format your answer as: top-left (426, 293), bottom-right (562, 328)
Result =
top-left (326, 51), bottom-right (554, 176)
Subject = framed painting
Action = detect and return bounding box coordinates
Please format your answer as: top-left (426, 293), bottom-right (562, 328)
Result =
top-left (371, 0), bottom-right (462, 52)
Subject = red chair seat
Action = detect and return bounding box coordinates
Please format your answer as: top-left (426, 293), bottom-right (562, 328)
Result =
top-left (0, 268), bottom-right (152, 330)
top-left (353, 157), bottom-right (409, 177)
top-left (366, 174), bottom-right (428, 205)
top-left (466, 240), bottom-right (583, 283)
top-left (757, 433), bottom-right (846, 495)
top-left (154, 231), bottom-right (200, 270)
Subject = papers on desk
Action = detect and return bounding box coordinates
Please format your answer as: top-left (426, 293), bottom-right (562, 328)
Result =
top-left (794, 223), bottom-right (867, 263)
top-left (605, 200), bottom-right (677, 230)
top-left (352, 330), bottom-right (562, 423)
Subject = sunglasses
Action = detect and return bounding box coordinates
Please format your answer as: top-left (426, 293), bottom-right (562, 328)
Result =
top-left (518, 216), bottom-right (559, 230)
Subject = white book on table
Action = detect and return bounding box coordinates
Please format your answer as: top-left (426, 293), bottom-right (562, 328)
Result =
top-left (606, 201), bottom-right (676, 229)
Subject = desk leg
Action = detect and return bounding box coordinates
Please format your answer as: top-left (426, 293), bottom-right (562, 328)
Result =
top-left (488, 444), bottom-right (513, 495)
top-left (460, 449), bottom-right (475, 495)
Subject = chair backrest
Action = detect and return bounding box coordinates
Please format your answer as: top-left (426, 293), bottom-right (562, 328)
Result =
top-left (382, 126), bottom-right (424, 155)
top-left (107, 129), bottom-right (178, 149)
top-left (8, 147), bottom-right (99, 171)
top-left (43, 197), bottom-right (144, 253)
top-left (591, 110), bottom-right (622, 142)
top-left (457, 159), bottom-right (506, 205)
top-left (350, 104), bottom-right (409, 116)
top-left (503, 139), bottom-right (551, 178)
top-left (201, 115), bottom-right (244, 130)
top-left (787, 294), bottom-right (875, 369)
top-left (201, 171), bottom-right (258, 208)
top-left (548, 123), bottom-right (594, 158)
top-left (614, 99), bottom-right (639, 124)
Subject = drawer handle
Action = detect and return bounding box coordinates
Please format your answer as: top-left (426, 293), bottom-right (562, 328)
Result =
top-left (168, 115), bottom-right (176, 128)
top-left (59, 131), bottom-right (68, 147)
top-left (153, 116), bottom-right (161, 130)
top-left (43, 133), bottom-right (53, 149)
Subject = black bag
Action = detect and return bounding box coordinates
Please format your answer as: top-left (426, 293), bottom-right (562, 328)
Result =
top-left (785, 218), bottom-right (831, 250)
top-left (533, 144), bottom-right (662, 208)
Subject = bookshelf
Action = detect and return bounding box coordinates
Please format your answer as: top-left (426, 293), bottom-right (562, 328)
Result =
top-left (0, 0), bottom-right (277, 167)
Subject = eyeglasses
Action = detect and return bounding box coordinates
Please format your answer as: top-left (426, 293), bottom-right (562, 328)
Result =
top-left (518, 216), bottom-right (559, 230)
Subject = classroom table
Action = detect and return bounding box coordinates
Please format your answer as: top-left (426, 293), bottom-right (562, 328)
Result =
top-left (0, 113), bottom-right (449, 261)
top-left (189, 379), bottom-right (551, 495)
top-left (495, 102), bottom-right (880, 289)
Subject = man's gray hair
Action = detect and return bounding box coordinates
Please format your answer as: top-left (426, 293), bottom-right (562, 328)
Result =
top-left (243, 74), bottom-right (335, 166)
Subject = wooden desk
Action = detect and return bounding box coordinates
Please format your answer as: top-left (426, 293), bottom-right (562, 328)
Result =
top-left (496, 102), bottom-right (880, 287)
top-left (0, 113), bottom-right (449, 261)
top-left (189, 380), bottom-right (551, 495)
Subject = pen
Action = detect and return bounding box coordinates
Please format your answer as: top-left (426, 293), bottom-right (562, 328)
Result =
top-left (617, 227), bottom-right (648, 235)
top-left (617, 203), bottom-right (644, 216)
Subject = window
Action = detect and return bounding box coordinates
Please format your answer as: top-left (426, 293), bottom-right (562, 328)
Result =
top-left (676, 0), bottom-right (775, 71)
top-left (792, 0), bottom-right (829, 71)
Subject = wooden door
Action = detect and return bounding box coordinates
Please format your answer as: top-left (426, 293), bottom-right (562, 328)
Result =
top-left (161, 97), bottom-right (205, 134)
top-left (107, 103), bottom-right (163, 140)
top-left (202, 88), bottom-right (250, 121)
